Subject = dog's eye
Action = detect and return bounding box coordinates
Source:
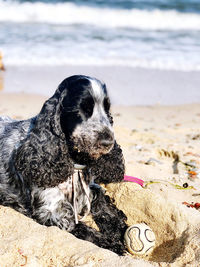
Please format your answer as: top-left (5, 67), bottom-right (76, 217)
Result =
top-left (103, 97), bottom-right (110, 113)
top-left (80, 97), bottom-right (94, 118)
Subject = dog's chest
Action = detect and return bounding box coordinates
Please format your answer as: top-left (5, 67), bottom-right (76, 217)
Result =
top-left (58, 167), bottom-right (91, 223)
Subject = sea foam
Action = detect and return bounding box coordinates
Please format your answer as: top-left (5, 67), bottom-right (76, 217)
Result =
top-left (0, 0), bottom-right (200, 30)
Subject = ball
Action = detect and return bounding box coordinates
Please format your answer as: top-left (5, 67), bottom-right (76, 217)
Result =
top-left (124, 223), bottom-right (156, 256)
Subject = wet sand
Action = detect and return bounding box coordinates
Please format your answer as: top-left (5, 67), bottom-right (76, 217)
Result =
top-left (1, 65), bottom-right (200, 105)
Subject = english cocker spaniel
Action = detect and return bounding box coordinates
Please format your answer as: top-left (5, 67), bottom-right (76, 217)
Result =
top-left (0, 75), bottom-right (128, 254)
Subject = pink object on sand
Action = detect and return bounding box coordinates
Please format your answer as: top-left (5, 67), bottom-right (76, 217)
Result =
top-left (124, 175), bottom-right (144, 187)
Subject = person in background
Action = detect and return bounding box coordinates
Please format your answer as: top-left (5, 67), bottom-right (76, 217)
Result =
top-left (0, 52), bottom-right (5, 71)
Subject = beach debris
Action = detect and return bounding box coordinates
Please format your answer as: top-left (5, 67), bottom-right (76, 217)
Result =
top-left (135, 145), bottom-right (143, 151)
top-left (184, 161), bottom-right (197, 169)
top-left (145, 157), bottom-right (162, 166)
top-left (182, 202), bottom-right (200, 210)
top-left (182, 153), bottom-right (200, 179)
top-left (158, 149), bottom-right (179, 160)
top-left (144, 179), bottom-right (196, 190)
top-left (188, 170), bottom-right (198, 179)
top-left (124, 175), bottom-right (144, 187)
top-left (158, 149), bottom-right (179, 174)
top-left (18, 249), bottom-right (27, 266)
top-left (192, 134), bottom-right (200, 140)
top-left (183, 160), bottom-right (200, 180)
top-left (158, 149), bottom-right (200, 178)
top-left (183, 183), bottom-right (188, 188)
top-left (184, 152), bottom-right (200, 158)
top-left (186, 133), bottom-right (200, 140)
top-left (131, 129), bottom-right (137, 134)
top-left (138, 160), bottom-right (146, 164)
top-left (187, 169), bottom-right (200, 180)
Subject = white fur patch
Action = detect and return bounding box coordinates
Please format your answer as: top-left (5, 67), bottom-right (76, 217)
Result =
top-left (89, 78), bottom-right (104, 102)
top-left (41, 187), bottom-right (65, 213)
top-left (88, 78), bottom-right (112, 128)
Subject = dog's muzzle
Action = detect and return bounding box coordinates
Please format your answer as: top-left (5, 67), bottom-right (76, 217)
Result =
top-left (98, 128), bottom-right (114, 150)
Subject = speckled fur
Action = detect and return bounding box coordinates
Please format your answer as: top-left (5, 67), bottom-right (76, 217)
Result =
top-left (0, 75), bottom-right (127, 255)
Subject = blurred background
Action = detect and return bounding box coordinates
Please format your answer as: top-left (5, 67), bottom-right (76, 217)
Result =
top-left (0, 0), bottom-right (200, 104)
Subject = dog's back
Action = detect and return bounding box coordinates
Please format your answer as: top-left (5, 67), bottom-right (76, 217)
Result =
top-left (0, 116), bottom-right (38, 214)
top-left (0, 116), bottom-right (35, 152)
top-left (0, 116), bottom-right (35, 182)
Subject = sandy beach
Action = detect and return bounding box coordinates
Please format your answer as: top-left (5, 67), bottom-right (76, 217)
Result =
top-left (0, 66), bottom-right (200, 266)
top-left (1, 65), bottom-right (200, 105)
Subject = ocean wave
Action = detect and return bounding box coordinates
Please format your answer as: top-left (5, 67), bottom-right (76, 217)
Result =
top-left (1, 0), bottom-right (200, 30)
top-left (2, 51), bottom-right (200, 71)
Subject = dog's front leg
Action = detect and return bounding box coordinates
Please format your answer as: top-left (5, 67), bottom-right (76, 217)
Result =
top-left (71, 185), bottom-right (128, 255)
top-left (70, 220), bottom-right (126, 255)
top-left (91, 185), bottom-right (128, 250)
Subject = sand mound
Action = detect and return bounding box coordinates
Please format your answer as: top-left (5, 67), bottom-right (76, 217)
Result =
top-left (0, 205), bottom-right (155, 267)
top-left (1, 182), bottom-right (200, 266)
top-left (105, 182), bottom-right (200, 266)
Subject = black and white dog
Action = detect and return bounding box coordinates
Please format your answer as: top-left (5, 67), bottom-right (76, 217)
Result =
top-left (0, 75), bottom-right (127, 254)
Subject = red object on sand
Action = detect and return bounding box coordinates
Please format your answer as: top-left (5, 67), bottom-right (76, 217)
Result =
top-left (124, 175), bottom-right (144, 187)
top-left (194, 203), bottom-right (200, 209)
top-left (182, 202), bottom-right (200, 210)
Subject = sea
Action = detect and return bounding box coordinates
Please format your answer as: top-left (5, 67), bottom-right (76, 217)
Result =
top-left (0, 0), bottom-right (200, 71)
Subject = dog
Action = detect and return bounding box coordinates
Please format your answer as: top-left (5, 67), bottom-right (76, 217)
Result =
top-left (0, 75), bottom-right (127, 254)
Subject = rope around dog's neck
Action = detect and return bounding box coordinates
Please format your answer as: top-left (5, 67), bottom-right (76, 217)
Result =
top-left (73, 164), bottom-right (91, 224)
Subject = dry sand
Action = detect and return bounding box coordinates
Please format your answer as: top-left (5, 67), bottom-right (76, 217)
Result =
top-left (0, 91), bottom-right (200, 266)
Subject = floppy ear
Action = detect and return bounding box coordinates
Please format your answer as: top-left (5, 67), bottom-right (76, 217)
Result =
top-left (90, 141), bottom-right (125, 184)
top-left (13, 81), bottom-right (75, 188)
top-left (34, 78), bottom-right (69, 137)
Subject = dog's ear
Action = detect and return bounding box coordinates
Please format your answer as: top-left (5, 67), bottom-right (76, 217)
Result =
top-left (35, 78), bottom-right (70, 137)
top-left (90, 141), bottom-right (125, 184)
top-left (36, 95), bottom-right (62, 136)
top-left (13, 80), bottom-right (75, 188)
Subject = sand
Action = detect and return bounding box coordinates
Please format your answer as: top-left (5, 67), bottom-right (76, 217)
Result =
top-left (0, 79), bottom-right (200, 266)
top-left (1, 65), bottom-right (200, 105)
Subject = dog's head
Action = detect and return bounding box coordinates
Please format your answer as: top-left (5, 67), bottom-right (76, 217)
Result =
top-left (60, 75), bottom-right (114, 161)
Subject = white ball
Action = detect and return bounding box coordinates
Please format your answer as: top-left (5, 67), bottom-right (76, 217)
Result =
top-left (124, 223), bottom-right (156, 256)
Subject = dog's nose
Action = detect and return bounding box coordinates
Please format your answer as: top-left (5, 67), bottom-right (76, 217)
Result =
top-left (98, 129), bottom-right (114, 147)
top-left (99, 139), bottom-right (114, 147)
